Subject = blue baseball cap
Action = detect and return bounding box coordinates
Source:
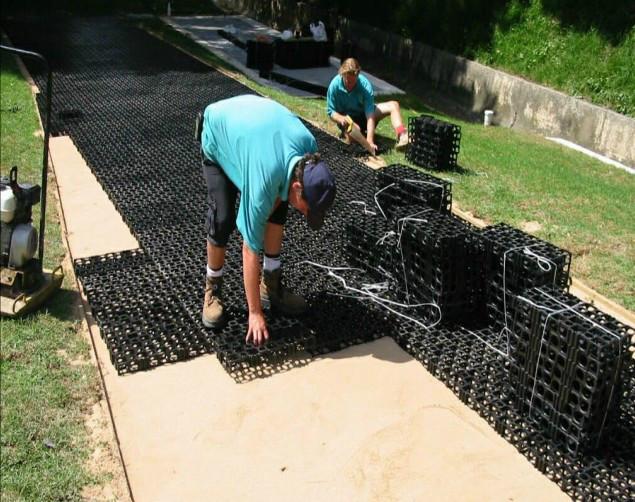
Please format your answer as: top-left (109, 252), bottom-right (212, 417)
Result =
top-left (303, 160), bottom-right (336, 230)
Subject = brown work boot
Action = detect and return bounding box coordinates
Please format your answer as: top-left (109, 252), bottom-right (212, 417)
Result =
top-left (202, 276), bottom-right (225, 328)
top-left (260, 268), bottom-right (307, 316)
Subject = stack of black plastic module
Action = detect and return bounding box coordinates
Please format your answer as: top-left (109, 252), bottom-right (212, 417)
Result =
top-left (477, 223), bottom-right (572, 331)
top-left (509, 287), bottom-right (633, 456)
top-left (376, 163), bottom-right (452, 215)
top-left (398, 211), bottom-right (482, 323)
top-left (348, 162), bottom-right (481, 324)
top-left (406, 115), bottom-right (461, 170)
top-left (245, 38), bottom-right (274, 77)
top-left (274, 38), bottom-right (332, 68)
top-left (344, 163), bottom-right (452, 280)
top-left (345, 208), bottom-right (397, 279)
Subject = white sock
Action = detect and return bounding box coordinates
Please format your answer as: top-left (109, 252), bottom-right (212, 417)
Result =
top-left (207, 265), bottom-right (223, 278)
top-left (263, 254), bottom-right (281, 272)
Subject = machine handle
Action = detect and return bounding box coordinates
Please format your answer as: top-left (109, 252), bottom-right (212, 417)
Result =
top-left (1, 44), bottom-right (52, 272)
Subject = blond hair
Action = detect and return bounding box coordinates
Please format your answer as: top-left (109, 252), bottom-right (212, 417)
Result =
top-left (338, 58), bottom-right (361, 76)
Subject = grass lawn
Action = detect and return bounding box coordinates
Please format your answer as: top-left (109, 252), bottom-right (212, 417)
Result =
top-left (1, 53), bottom-right (103, 500)
top-left (141, 17), bottom-right (635, 312)
top-left (474, 0), bottom-right (635, 117)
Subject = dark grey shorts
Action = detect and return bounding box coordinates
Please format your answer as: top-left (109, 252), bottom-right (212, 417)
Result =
top-left (201, 155), bottom-right (289, 247)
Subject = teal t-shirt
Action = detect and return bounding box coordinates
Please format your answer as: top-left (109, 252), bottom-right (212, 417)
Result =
top-left (326, 73), bottom-right (375, 118)
top-left (201, 95), bottom-right (317, 252)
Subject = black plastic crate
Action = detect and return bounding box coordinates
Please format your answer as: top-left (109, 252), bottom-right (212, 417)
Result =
top-left (508, 287), bottom-right (634, 455)
top-left (246, 39), bottom-right (274, 76)
top-left (274, 38), bottom-right (332, 69)
top-left (376, 163), bottom-right (452, 214)
top-left (406, 115), bottom-right (461, 170)
top-left (477, 223), bottom-right (572, 329)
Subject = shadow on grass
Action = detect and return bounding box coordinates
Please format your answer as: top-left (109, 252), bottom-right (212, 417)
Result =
top-left (41, 286), bottom-right (82, 323)
top-left (452, 164), bottom-right (477, 176)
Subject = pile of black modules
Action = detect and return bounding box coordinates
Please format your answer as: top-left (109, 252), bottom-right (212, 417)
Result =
top-left (345, 208), bottom-right (397, 278)
top-left (273, 38), bottom-right (332, 69)
top-left (344, 162), bottom-right (453, 284)
top-left (214, 28), bottom-right (330, 95)
top-left (345, 163), bottom-right (481, 324)
top-left (376, 163), bottom-right (452, 215)
top-left (509, 287), bottom-right (633, 456)
top-left (397, 210), bottom-right (483, 323)
top-left (245, 38), bottom-right (274, 77)
top-left (406, 115), bottom-right (461, 170)
top-left (224, 33), bottom-right (333, 69)
top-left (478, 223), bottom-right (572, 332)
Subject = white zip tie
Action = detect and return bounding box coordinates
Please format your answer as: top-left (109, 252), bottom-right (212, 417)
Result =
top-left (465, 328), bottom-right (509, 358)
top-left (376, 231), bottom-right (397, 246)
top-left (373, 183), bottom-right (395, 220)
top-left (523, 247), bottom-right (553, 272)
top-left (501, 243), bottom-right (559, 336)
top-left (349, 200), bottom-right (377, 216)
top-left (300, 260), bottom-right (442, 330)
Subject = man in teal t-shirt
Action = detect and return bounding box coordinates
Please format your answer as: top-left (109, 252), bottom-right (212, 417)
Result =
top-left (326, 58), bottom-right (409, 154)
top-left (200, 95), bottom-right (336, 345)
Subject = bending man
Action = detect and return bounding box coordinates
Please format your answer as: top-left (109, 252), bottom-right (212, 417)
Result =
top-left (200, 95), bottom-right (336, 345)
top-left (327, 58), bottom-right (408, 155)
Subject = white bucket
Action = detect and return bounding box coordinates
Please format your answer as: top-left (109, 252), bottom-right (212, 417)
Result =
top-left (483, 110), bottom-right (494, 127)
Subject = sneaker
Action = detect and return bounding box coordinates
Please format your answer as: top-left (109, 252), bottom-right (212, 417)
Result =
top-left (395, 132), bottom-right (409, 151)
top-left (202, 276), bottom-right (225, 328)
top-left (260, 268), bottom-right (307, 316)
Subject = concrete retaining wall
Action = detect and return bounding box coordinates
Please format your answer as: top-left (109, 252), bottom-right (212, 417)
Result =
top-left (214, 1), bottom-right (635, 167)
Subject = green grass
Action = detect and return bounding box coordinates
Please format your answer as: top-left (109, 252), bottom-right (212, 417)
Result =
top-left (474, 0), bottom-right (635, 116)
top-left (1, 53), bottom-right (103, 501)
top-left (140, 17), bottom-right (635, 311)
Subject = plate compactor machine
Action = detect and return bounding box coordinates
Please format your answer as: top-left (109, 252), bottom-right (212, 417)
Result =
top-left (1, 44), bottom-right (63, 317)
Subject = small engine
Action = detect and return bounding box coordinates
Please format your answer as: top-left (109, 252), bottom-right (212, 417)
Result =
top-left (1, 166), bottom-right (40, 274)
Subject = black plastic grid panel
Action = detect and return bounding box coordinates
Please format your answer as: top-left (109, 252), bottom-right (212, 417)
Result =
top-left (74, 249), bottom-right (213, 374)
top-left (6, 16), bottom-right (634, 499)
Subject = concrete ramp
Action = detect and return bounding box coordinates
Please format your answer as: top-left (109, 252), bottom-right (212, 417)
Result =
top-left (163, 15), bottom-right (404, 98)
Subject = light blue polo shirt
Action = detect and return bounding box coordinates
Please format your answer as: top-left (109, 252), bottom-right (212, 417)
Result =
top-left (201, 95), bottom-right (317, 252)
top-left (326, 73), bottom-right (375, 118)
